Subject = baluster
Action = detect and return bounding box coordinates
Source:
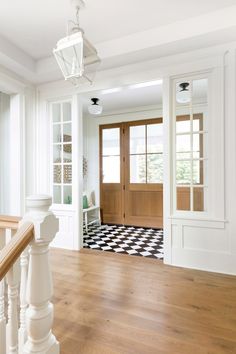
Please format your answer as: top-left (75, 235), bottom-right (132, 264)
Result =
top-left (0, 278), bottom-right (6, 354)
top-left (5, 229), bottom-right (16, 310)
top-left (0, 229), bottom-right (6, 354)
top-left (18, 248), bottom-right (29, 353)
top-left (22, 195), bottom-right (59, 354)
top-left (6, 229), bottom-right (18, 354)
top-left (6, 263), bottom-right (20, 354)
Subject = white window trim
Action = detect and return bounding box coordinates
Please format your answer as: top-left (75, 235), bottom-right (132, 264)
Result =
top-left (49, 98), bottom-right (73, 209)
top-left (172, 72), bottom-right (211, 219)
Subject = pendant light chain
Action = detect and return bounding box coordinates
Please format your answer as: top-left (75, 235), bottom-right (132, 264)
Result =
top-left (76, 6), bottom-right (80, 27)
top-left (67, 5), bottom-right (82, 35)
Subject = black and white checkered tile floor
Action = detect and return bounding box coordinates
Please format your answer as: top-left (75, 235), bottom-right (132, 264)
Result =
top-left (83, 224), bottom-right (163, 260)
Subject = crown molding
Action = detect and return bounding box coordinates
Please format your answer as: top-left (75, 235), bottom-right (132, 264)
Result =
top-left (1, 5), bottom-right (236, 86)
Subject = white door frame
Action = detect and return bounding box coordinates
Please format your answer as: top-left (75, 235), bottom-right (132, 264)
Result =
top-left (37, 49), bottom-right (225, 263)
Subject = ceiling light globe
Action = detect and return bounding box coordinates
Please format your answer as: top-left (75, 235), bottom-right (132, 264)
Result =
top-left (176, 82), bottom-right (191, 104)
top-left (88, 98), bottom-right (103, 115)
top-left (176, 90), bottom-right (190, 104)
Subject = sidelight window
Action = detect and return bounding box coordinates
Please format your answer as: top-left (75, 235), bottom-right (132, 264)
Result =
top-left (51, 101), bottom-right (72, 205)
top-left (174, 78), bottom-right (208, 212)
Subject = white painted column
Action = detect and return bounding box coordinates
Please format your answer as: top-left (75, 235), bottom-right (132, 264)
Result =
top-left (72, 94), bottom-right (83, 250)
top-left (22, 195), bottom-right (59, 354)
top-left (162, 76), bottom-right (172, 265)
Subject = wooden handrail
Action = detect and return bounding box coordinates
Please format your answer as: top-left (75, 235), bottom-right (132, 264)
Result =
top-left (0, 215), bottom-right (22, 230)
top-left (0, 222), bottom-right (34, 281)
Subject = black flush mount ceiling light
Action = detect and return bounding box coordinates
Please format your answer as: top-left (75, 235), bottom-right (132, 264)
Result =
top-left (88, 98), bottom-right (103, 115)
top-left (176, 82), bottom-right (190, 103)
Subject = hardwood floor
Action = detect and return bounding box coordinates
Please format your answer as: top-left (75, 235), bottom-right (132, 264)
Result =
top-left (51, 248), bottom-right (236, 354)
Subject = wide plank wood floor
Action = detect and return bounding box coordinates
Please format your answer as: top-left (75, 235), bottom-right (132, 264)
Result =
top-left (51, 248), bottom-right (236, 354)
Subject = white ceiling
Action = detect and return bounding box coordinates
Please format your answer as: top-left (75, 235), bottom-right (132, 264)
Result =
top-left (0, 1), bottom-right (236, 84)
top-left (0, 0), bottom-right (236, 60)
top-left (82, 78), bottom-right (207, 115)
top-left (82, 83), bottom-right (163, 115)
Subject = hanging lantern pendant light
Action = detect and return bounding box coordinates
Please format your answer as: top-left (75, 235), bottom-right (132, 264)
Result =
top-left (53, 0), bottom-right (100, 85)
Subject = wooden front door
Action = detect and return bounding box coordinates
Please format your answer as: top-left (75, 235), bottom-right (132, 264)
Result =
top-left (100, 123), bottom-right (124, 224)
top-left (100, 118), bottom-right (163, 228)
top-left (123, 119), bottom-right (163, 228)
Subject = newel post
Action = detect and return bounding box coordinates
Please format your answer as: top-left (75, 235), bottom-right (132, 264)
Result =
top-left (22, 195), bottom-right (59, 354)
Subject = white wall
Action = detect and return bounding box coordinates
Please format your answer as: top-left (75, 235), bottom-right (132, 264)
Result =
top-left (0, 68), bottom-right (38, 216)
top-left (24, 88), bottom-right (37, 197)
top-left (0, 92), bottom-right (10, 213)
top-left (0, 90), bottom-right (29, 215)
top-left (84, 106), bottom-right (162, 204)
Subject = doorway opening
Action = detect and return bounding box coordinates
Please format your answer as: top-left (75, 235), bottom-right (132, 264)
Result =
top-left (100, 119), bottom-right (163, 228)
top-left (82, 80), bottom-right (164, 260)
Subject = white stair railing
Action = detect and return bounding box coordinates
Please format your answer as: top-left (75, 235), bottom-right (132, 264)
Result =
top-left (0, 195), bottom-right (59, 354)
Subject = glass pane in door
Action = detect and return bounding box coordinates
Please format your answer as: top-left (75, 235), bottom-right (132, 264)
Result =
top-left (130, 155), bottom-right (146, 183)
top-left (130, 125), bottom-right (146, 154)
top-left (102, 127), bottom-right (120, 183)
top-left (147, 124), bottom-right (163, 153)
top-left (102, 156), bottom-right (120, 183)
top-left (102, 128), bottom-right (120, 156)
top-left (147, 154), bottom-right (163, 183)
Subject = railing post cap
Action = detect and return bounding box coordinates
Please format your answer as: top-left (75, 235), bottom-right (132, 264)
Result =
top-left (26, 195), bottom-right (52, 211)
top-left (24, 195), bottom-right (58, 242)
